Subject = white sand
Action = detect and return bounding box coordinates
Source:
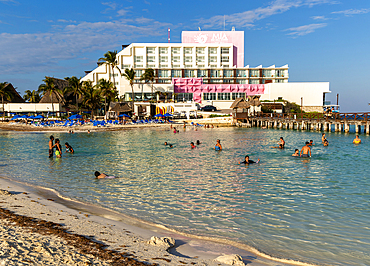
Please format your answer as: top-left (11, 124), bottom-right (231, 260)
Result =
top-left (0, 177), bottom-right (295, 266)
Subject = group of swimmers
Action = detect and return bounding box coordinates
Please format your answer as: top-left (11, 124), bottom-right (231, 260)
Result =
top-left (48, 135), bottom-right (74, 158)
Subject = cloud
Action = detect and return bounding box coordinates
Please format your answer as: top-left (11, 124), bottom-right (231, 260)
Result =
top-left (198, 0), bottom-right (338, 28)
top-left (311, 15), bottom-right (329, 20)
top-left (331, 8), bottom-right (370, 16)
top-left (0, 0), bottom-right (19, 4)
top-left (117, 9), bottom-right (128, 16)
top-left (57, 19), bottom-right (77, 23)
top-left (0, 18), bottom-right (172, 74)
top-left (284, 23), bottom-right (327, 37)
top-left (101, 2), bottom-right (118, 13)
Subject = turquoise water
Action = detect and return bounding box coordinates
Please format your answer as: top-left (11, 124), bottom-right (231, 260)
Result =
top-left (0, 127), bottom-right (369, 265)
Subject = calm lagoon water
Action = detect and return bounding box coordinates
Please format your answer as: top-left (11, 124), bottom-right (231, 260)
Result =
top-left (0, 127), bottom-right (369, 265)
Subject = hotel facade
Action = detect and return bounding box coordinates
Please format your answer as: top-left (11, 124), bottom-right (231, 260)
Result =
top-left (82, 30), bottom-right (330, 112)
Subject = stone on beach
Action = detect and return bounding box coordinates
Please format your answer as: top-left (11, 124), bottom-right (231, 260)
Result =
top-left (147, 236), bottom-right (175, 250)
top-left (215, 254), bottom-right (246, 266)
top-left (0, 189), bottom-right (12, 196)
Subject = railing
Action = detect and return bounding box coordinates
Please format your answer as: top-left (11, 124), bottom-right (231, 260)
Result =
top-left (253, 112), bottom-right (370, 122)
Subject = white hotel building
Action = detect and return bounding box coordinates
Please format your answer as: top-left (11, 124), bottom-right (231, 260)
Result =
top-left (81, 30), bottom-right (330, 112)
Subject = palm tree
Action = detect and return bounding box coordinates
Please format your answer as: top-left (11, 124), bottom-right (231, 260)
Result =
top-left (122, 68), bottom-right (136, 112)
top-left (64, 76), bottom-right (83, 113)
top-left (23, 90), bottom-right (41, 103)
top-left (0, 82), bottom-right (13, 121)
top-left (82, 81), bottom-right (102, 119)
top-left (38, 77), bottom-right (63, 116)
top-left (98, 50), bottom-right (121, 89)
top-left (97, 79), bottom-right (116, 117)
top-left (141, 68), bottom-right (155, 102)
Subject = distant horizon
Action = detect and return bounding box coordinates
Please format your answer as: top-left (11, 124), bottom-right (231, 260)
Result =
top-left (1, 0), bottom-right (369, 113)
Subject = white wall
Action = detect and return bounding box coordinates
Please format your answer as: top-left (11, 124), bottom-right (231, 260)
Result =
top-left (5, 103), bottom-right (63, 112)
top-left (261, 82), bottom-right (330, 106)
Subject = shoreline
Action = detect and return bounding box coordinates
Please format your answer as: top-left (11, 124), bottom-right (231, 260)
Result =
top-left (0, 176), bottom-right (310, 266)
top-left (0, 177), bottom-right (298, 266)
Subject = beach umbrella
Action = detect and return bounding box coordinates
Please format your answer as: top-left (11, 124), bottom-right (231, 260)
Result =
top-left (20, 115), bottom-right (29, 119)
top-left (123, 114), bottom-right (130, 118)
top-left (11, 115), bottom-right (21, 120)
top-left (154, 114), bottom-right (164, 118)
top-left (163, 113), bottom-right (172, 117)
top-left (28, 116), bottom-right (35, 119)
top-left (34, 115), bottom-right (44, 119)
top-left (68, 114), bottom-right (82, 120)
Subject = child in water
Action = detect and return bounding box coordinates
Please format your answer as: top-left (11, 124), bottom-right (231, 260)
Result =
top-left (214, 139), bottom-right (222, 151)
top-left (292, 149), bottom-right (300, 157)
top-left (54, 139), bottom-right (62, 158)
top-left (65, 142), bottom-right (74, 153)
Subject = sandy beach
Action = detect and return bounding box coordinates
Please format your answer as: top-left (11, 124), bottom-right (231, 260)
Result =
top-left (0, 176), bottom-right (293, 266)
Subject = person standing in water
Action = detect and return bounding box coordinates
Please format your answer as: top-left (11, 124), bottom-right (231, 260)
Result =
top-left (353, 135), bottom-right (361, 144)
top-left (322, 133), bottom-right (327, 143)
top-left (214, 139), bottom-right (222, 151)
top-left (300, 142), bottom-right (311, 157)
top-left (48, 135), bottom-right (54, 158)
top-left (54, 138), bottom-right (62, 158)
top-left (65, 142), bottom-right (74, 153)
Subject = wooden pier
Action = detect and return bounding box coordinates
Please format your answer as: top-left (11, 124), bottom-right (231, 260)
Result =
top-left (241, 113), bottom-right (370, 134)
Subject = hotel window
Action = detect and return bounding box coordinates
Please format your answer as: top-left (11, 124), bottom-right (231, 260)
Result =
top-left (109, 73), bottom-right (119, 77)
top-left (196, 56), bottom-right (205, 63)
top-left (210, 65), bottom-right (217, 68)
top-left (184, 69), bottom-right (194, 78)
top-left (221, 56), bottom-right (229, 63)
top-left (232, 93), bottom-right (246, 100)
top-left (158, 70), bottom-right (169, 78)
top-left (237, 79), bottom-right (247, 84)
top-left (276, 79), bottom-right (285, 83)
top-left (159, 47), bottom-right (168, 54)
top-left (172, 56), bottom-right (180, 63)
top-left (197, 65), bottom-right (205, 68)
top-left (249, 79), bottom-right (260, 84)
top-left (276, 69), bottom-right (283, 77)
top-left (171, 47), bottom-right (180, 54)
top-left (221, 47), bottom-right (229, 54)
top-left (210, 69), bottom-right (221, 78)
top-left (184, 47), bottom-right (192, 54)
top-left (236, 70), bottom-right (247, 77)
top-left (147, 64), bottom-right (155, 68)
top-left (209, 56), bottom-right (217, 63)
top-left (134, 56), bottom-right (143, 63)
top-left (203, 93), bottom-right (216, 100)
top-left (249, 69), bottom-right (259, 77)
top-left (159, 56), bottom-right (168, 63)
top-left (147, 56), bottom-right (155, 63)
top-left (196, 47), bottom-right (205, 54)
top-left (135, 64), bottom-right (143, 68)
top-left (134, 80), bottom-right (144, 84)
top-left (217, 93), bottom-right (231, 101)
top-left (157, 79), bottom-right (171, 84)
top-left (262, 69), bottom-right (272, 78)
top-left (223, 79), bottom-right (233, 84)
top-left (210, 79), bottom-right (222, 83)
top-left (134, 70), bottom-right (143, 78)
top-left (208, 47), bottom-right (217, 54)
top-left (171, 69), bottom-right (182, 77)
top-left (146, 47), bottom-right (155, 54)
top-left (173, 65), bottom-right (181, 68)
top-left (223, 69), bottom-right (233, 77)
top-left (197, 69), bottom-right (208, 78)
top-left (175, 93), bottom-right (193, 102)
top-left (122, 64), bottom-right (131, 69)
top-left (184, 56), bottom-right (192, 63)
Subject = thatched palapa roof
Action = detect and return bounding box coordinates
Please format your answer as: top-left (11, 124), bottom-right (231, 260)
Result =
top-left (3, 83), bottom-right (25, 103)
top-left (109, 102), bottom-right (132, 113)
top-left (248, 95), bottom-right (262, 107)
top-left (230, 98), bottom-right (250, 109)
top-left (39, 77), bottom-right (69, 105)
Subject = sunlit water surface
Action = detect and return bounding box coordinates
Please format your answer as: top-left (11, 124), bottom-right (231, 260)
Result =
top-left (0, 127), bottom-right (369, 265)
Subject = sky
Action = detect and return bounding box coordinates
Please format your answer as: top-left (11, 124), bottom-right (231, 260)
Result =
top-left (0, 0), bottom-right (369, 112)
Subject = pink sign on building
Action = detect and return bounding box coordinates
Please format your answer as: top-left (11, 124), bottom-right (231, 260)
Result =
top-left (173, 78), bottom-right (264, 104)
top-left (181, 31), bottom-right (244, 68)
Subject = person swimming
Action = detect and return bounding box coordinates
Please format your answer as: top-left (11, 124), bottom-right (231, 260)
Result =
top-left (65, 142), bottom-right (74, 153)
top-left (214, 139), bottom-right (222, 151)
top-left (164, 142), bottom-right (168, 145)
top-left (239, 155), bottom-right (260, 164)
top-left (292, 149), bottom-right (300, 157)
top-left (323, 139), bottom-right (329, 146)
top-left (272, 137), bottom-right (285, 149)
top-left (94, 171), bottom-right (116, 179)
top-left (196, 140), bottom-right (201, 145)
top-left (190, 142), bottom-right (197, 149)
top-left (353, 135), bottom-right (361, 144)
